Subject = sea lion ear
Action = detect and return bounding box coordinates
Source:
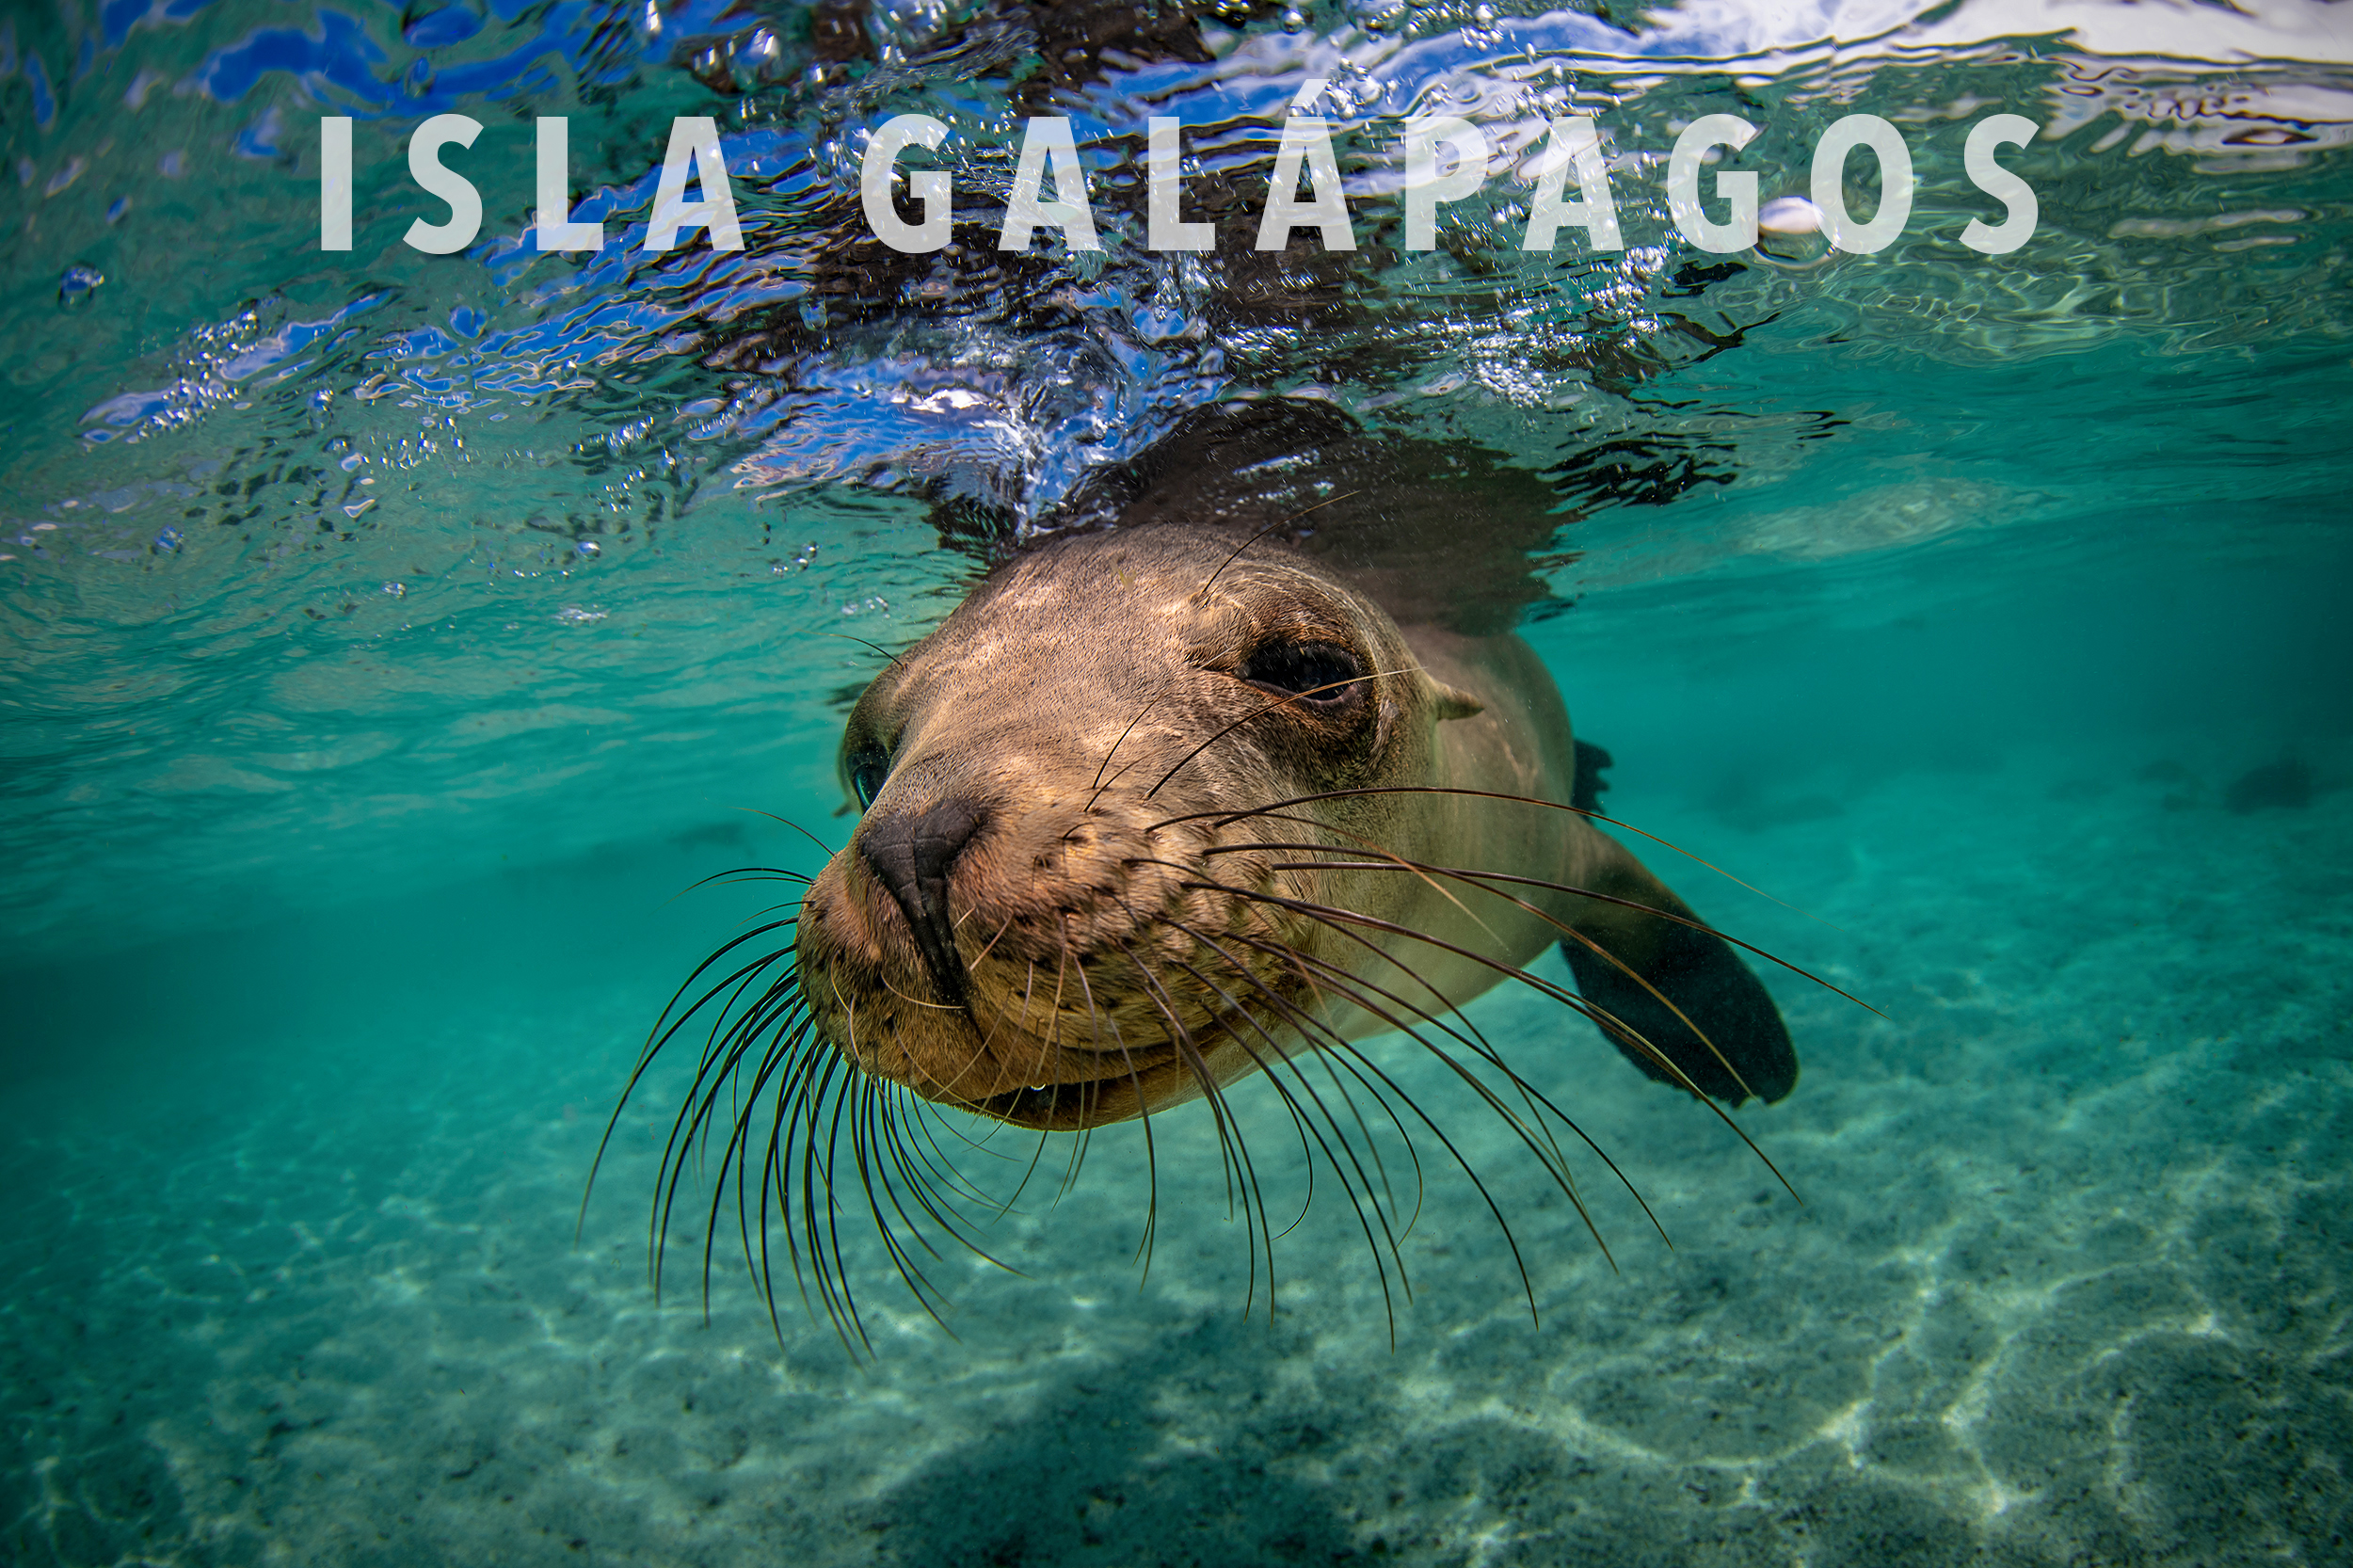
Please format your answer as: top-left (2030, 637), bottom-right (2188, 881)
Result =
top-left (1428, 679), bottom-right (1484, 721)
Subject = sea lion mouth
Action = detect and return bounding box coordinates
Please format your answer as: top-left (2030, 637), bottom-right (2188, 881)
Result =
top-left (965, 1046), bottom-right (1191, 1127)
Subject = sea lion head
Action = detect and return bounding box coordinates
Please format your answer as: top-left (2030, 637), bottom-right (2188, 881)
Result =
top-left (793, 526), bottom-right (1482, 1131)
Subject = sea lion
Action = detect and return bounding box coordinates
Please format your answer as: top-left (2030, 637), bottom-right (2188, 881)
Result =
top-left (607, 405), bottom-right (1802, 1336)
top-left (797, 522), bottom-right (1797, 1131)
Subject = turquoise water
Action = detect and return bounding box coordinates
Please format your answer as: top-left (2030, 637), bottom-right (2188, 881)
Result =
top-left (5, 1), bottom-right (2352, 1562)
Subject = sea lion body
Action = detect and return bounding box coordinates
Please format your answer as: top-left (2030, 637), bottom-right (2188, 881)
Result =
top-left (793, 524), bottom-right (1797, 1132)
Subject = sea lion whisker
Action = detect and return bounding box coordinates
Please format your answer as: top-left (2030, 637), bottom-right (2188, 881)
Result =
top-left (1083, 750), bottom-right (1155, 816)
top-left (749, 1048), bottom-right (824, 1346)
top-left (1053, 925), bottom-right (1187, 1279)
top-left (750, 1083), bottom-right (794, 1347)
top-left (1189, 490), bottom-right (1360, 604)
top-left (1133, 917), bottom-right (1420, 1292)
top-left (680, 1062), bottom-right (798, 1332)
top-left (1267, 955), bottom-right (1415, 1234)
top-left (1106, 935), bottom-right (1272, 1298)
top-left (967, 913), bottom-right (1019, 973)
top-left (959, 922), bottom-right (1035, 1071)
top-left (678, 984), bottom-right (795, 1129)
top-left (717, 1036), bottom-right (818, 1330)
top-left (1049, 937), bottom-right (1174, 1256)
top-left (1143, 942), bottom-right (1314, 1244)
top-left (875, 970), bottom-right (965, 1013)
top-left (986, 1121), bottom-right (1064, 1235)
top-left (1166, 866), bottom-right (1701, 1152)
top-left (743, 808), bottom-right (841, 861)
top-left (665, 995), bottom-right (806, 1226)
top-left (1041, 925), bottom-right (1076, 1054)
top-left (1128, 850), bottom-right (1542, 1129)
top-left (815, 1048), bottom-right (882, 1354)
top-left (868, 1099), bottom-right (993, 1315)
top-left (1316, 1027), bottom-right (1583, 1302)
top-left (869, 1080), bottom-right (1016, 1266)
top-left (1054, 914), bottom-right (1121, 1209)
top-left (1183, 786), bottom-right (1855, 949)
top-left (856, 1073), bottom-right (1021, 1280)
top-left (1097, 912), bottom-right (1277, 1272)
top-left (1144, 665), bottom-right (1417, 802)
top-left (1172, 936), bottom-right (1555, 1329)
top-left (1175, 869), bottom-right (1698, 1105)
top-left (823, 632), bottom-right (912, 676)
top-left (775, 1048), bottom-right (847, 1346)
top-left (1264, 979), bottom-right (1423, 1247)
top-left (858, 1080), bottom-right (1017, 1315)
top-left (654, 959), bottom-right (801, 1128)
top-left (1170, 909), bottom-right (1614, 1281)
top-left (1087, 681), bottom-right (1176, 807)
top-left (808, 1058), bottom-right (880, 1357)
top-left (636, 917), bottom-right (801, 1064)
top-left (583, 931), bottom-right (797, 1244)
top-left (1206, 928), bottom-right (1421, 1242)
top-left (741, 1029), bottom-right (828, 1306)
top-left (1195, 881), bottom-right (1799, 1207)
top-left (749, 1053), bottom-right (809, 1343)
top-left (1016, 959), bottom-right (1041, 1034)
top-left (1182, 911), bottom-right (1574, 1202)
top-left (779, 1055), bottom-right (868, 1350)
top-left (759, 1015), bottom-right (858, 1354)
top-left (746, 1037), bottom-right (831, 1305)
top-left (1204, 820), bottom-right (1517, 955)
top-left (666, 866), bottom-right (812, 912)
top-left (1128, 848), bottom-right (1519, 1144)
top-left (1381, 857), bottom-right (1873, 1019)
top-left (1238, 844), bottom-right (1757, 1104)
top-left (1441, 872), bottom-right (1758, 1105)
top-left (1154, 947), bottom-right (1406, 1334)
top-left (1295, 1035), bottom-right (1425, 1243)
top-left (849, 1080), bottom-right (962, 1336)
top-left (1208, 817), bottom-right (1781, 1102)
top-left (895, 1095), bottom-right (1027, 1231)
top-left (652, 1006), bottom-right (797, 1304)
top-left (1105, 951), bottom-right (1225, 1290)
top-left (1188, 930), bottom-right (1577, 1306)
top-left (902, 1079), bottom-right (1027, 1161)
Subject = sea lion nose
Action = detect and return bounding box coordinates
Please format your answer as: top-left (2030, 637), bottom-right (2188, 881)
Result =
top-left (857, 798), bottom-right (989, 1002)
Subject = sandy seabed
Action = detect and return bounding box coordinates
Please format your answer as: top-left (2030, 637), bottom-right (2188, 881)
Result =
top-left (5, 747), bottom-right (2348, 1567)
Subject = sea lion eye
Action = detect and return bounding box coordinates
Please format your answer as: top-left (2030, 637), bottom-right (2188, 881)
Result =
top-left (847, 746), bottom-right (890, 809)
top-left (1241, 640), bottom-right (1365, 707)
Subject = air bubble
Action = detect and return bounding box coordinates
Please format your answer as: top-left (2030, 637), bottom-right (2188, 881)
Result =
top-left (58, 264), bottom-right (103, 309)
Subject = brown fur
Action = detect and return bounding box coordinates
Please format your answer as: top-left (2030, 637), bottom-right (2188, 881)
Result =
top-left (795, 524), bottom-right (1724, 1130)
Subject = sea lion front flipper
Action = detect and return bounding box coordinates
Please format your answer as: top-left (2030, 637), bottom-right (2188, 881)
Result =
top-left (1571, 738), bottom-right (1613, 816)
top-left (1557, 832), bottom-right (1799, 1107)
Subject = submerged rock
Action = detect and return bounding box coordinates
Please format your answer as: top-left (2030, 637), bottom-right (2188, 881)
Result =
top-left (2224, 759), bottom-right (2313, 813)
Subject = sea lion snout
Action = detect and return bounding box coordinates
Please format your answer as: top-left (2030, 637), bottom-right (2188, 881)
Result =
top-left (800, 766), bottom-right (1284, 1124)
top-left (856, 798), bottom-right (990, 1002)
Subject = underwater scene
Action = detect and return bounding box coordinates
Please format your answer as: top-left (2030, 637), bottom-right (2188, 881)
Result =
top-left (5, 0), bottom-right (2352, 1563)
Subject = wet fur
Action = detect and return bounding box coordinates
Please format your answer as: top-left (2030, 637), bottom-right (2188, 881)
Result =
top-left (591, 523), bottom-right (1820, 1352)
